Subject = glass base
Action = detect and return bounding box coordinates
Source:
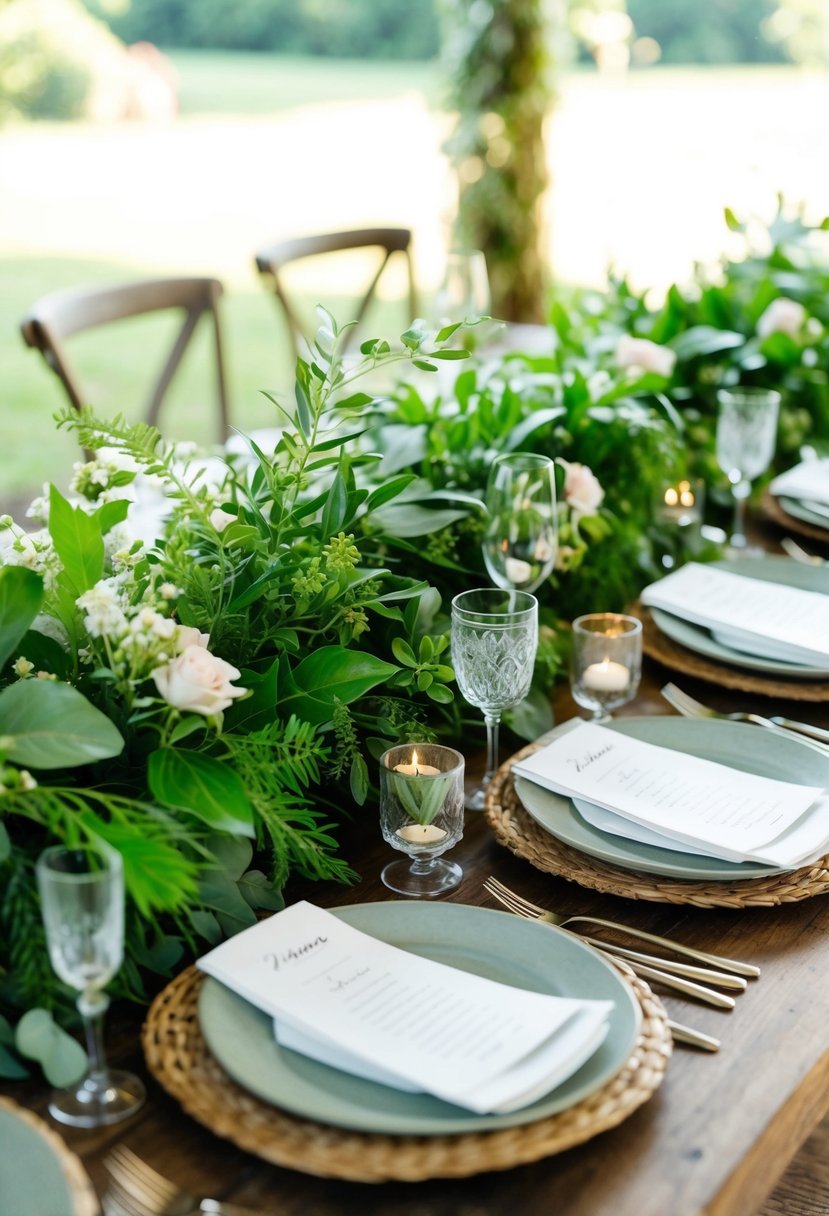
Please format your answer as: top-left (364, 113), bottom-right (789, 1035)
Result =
top-left (464, 782), bottom-right (487, 812)
top-left (381, 857), bottom-right (463, 898)
top-left (49, 1068), bottom-right (146, 1128)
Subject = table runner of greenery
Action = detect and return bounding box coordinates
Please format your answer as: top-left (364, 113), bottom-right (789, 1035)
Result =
top-left (2, 201), bottom-right (829, 1081)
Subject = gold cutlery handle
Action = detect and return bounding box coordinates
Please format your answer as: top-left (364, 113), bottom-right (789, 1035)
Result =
top-left (617, 960), bottom-right (735, 1009)
top-left (579, 936), bottom-right (746, 990)
top-left (770, 715), bottom-right (829, 745)
top-left (565, 916), bottom-right (760, 978)
top-left (667, 1020), bottom-right (720, 1052)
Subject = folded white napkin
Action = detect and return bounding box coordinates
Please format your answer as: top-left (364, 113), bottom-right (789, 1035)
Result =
top-left (641, 562), bottom-right (829, 667)
top-left (198, 902), bottom-right (613, 1115)
top-left (770, 459), bottom-right (829, 506)
top-left (513, 721), bottom-right (829, 867)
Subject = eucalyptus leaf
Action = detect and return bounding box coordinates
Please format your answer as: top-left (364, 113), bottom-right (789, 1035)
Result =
top-left (15, 1008), bottom-right (87, 1087)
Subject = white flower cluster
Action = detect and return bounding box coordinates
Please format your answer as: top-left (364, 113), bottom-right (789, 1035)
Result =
top-left (0, 525), bottom-right (60, 591)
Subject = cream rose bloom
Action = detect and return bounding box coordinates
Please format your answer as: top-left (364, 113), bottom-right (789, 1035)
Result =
top-left (615, 334), bottom-right (676, 378)
top-left (152, 645), bottom-right (246, 715)
top-left (175, 625), bottom-right (210, 653)
top-left (561, 460), bottom-right (604, 519)
top-left (756, 297), bottom-right (806, 340)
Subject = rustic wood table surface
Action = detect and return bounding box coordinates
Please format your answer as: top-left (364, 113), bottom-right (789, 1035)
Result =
top-left (4, 520), bottom-right (829, 1216)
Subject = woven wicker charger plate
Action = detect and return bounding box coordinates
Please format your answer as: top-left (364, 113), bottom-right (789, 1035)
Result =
top-left (761, 488), bottom-right (829, 546)
top-left (142, 964), bottom-right (670, 1183)
top-left (486, 741), bottom-right (829, 908)
top-left (632, 603), bottom-right (829, 703)
top-left (0, 1096), bottom-right (100, 1216)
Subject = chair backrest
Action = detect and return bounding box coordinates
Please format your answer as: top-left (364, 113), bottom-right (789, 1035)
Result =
top-left (254, 228), bottom-right (417, 361)
top-left (20, 277), bottom-right (230, 442)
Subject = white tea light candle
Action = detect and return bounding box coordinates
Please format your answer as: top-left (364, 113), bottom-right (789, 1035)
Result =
top-left (379, 743), bottom-right (465, 897)
top-left (582, 658), bottom-right (630, 693)
top-left (570, 612), bottom-right (643, 722)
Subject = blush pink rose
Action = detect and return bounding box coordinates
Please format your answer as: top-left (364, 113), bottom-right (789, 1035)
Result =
top-left (152, 645), bottom-right (246, 715)
top-left (615, 334), bottom-right (676, 378)
top-left (756, 297), bottom-right (806, 340)
top-left (561, 460), bottom-right (604, 519)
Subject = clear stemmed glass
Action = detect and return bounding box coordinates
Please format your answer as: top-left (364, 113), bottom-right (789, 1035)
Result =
top-left (379, 743), bottom-right (465, 897)
top-left (451, 588), bottom-right (538, 811)
top-left (570, 613), bottom-right (642, 723)
top-left (483, 452), bottom-right (557, 593)
top-left (36, 844), bottom-right (146, 1127)
top-left (715, 387), bottom-right (781, 553)
top-left (436, 249), bottom-right (492, 322)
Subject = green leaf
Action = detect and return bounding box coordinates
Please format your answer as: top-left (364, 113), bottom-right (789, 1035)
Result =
top-left (0, 567), bottom-right (43, 669)
top-left (294, 379), bottom-right (313, 439)
top-left (238, 869), bottom-right (285, 912)
top-left (48, 485), bottom-right (105, 595)
top-left (669, 326), bottom-right (745, 361)
top-left (197, 866), bottom-right (257, 936)
top-left (0, 680), bottom-right (124, 768)
top-left (0, 820), bottom-right (9, 863)
top-left (148, 748), bottom-right (255, 837)
top-left (426, 683), bottom-right (454, 704)
top-left (369, 504), bottom-right (467, 538)
top-left (429, 349), bottom-right (470, 360)
top-left (391, 637), bottom-right (418, 667)
top-left (0, 1042), bottom-right (28, 1079)
top-left (412, 359), bottom-right (437, 372)
top-left (320, 471), bottom-right (348, 537)
top-left (350, 753), bottom-right (369, 805)
top-left (365, 473), bottom-right (417, 512)
top-left (15, 1008), bottom-right (87, 1088)
top-left (278, 647), bottom-right (398, 725)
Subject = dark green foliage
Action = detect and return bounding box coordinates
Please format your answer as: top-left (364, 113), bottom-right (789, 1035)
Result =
top-left (83, 0), bottom-right (440, 59)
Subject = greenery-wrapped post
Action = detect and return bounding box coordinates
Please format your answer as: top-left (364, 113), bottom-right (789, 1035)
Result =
top-left (441, 0), bottom-right (553, 322)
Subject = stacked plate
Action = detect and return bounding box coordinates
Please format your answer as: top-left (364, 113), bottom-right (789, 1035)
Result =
top-left (514, 717), bottom-right (829, 883)
top-left (642, 556), bottom-right (829, 686)
top-left (197, 902), bottom-right (642, 1136)
top-left (768, 459), bottom-right (829, 535)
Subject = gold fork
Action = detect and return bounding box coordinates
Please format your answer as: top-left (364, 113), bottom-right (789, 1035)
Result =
top-left (483, 880), bottom-right (722, 1051)
top-left (104, 1145), bottom-right (261, 1216)
top-left (483, 876), bottom-right (760, 978)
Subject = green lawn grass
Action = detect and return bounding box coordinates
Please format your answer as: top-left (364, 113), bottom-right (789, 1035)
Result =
top-left (170, 50), bottom-right (440, 115)
top-left (1, 49), bottom-right (434, 513)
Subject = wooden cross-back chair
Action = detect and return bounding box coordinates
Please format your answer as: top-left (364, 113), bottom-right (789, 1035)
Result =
top-left (254, 227), bottom-right (417, 361)
top-left (20, 277), bottom-right (230, 443)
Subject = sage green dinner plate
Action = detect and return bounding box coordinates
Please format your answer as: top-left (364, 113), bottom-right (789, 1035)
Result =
top-left (778, 494), bottom-right (829, 531)
top-left (515, 716), bottom-right (829, 881)
top-left (197, 901), bottom-right (640, 1135)
top-left (649, 555), bottom-right (829, 678)
top-left (0, 1104), bottom-right (77, 1216)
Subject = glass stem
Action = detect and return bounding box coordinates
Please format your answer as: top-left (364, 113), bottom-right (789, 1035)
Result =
top-left (78, 989), bottom-right (110, 1086)
top-left (730, 477), bottom-right (751, 546)
top-left (483, 712), bottom-right (501, 788)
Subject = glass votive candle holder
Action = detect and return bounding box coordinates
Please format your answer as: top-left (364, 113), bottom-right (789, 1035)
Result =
top-left (655, 477), bottom-right (705, 568)
top-left (379, 743), bottom-right (465, 897)
top-left (570, 613), bottom-right (643, 722)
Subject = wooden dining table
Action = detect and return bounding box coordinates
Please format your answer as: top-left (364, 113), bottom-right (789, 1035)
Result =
top-left (5, 520), bottom-right (829, 1216)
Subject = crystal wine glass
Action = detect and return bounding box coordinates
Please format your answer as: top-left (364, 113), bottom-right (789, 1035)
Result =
top-left (483, 452), bottom-right (557, 593)
top-left (436, 249), bottom-right (491, 322)
top-left (36, 844), bottom-right (145, 1127)
top-left (570, 613), bottom-right (642, 722)
top-left (379, 743), bottom-right (465, 897)
top-left (451, 588), bottom-right (538, 811)
top-left (715, 387), bottom-right (781, 553)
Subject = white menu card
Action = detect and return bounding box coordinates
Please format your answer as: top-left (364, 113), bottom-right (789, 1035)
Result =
top-left (513, 722), bottom-right (829, 867)
top-left (770, 459), bottom-right (829, 506)
top-left (197, 901), bottom-right (614, 1114)
top-left (641, 562), bottom-right (829, 666)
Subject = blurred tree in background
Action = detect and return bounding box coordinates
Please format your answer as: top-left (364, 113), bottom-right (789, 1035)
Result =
top-left (441, 0), bottom-right (555, 323)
